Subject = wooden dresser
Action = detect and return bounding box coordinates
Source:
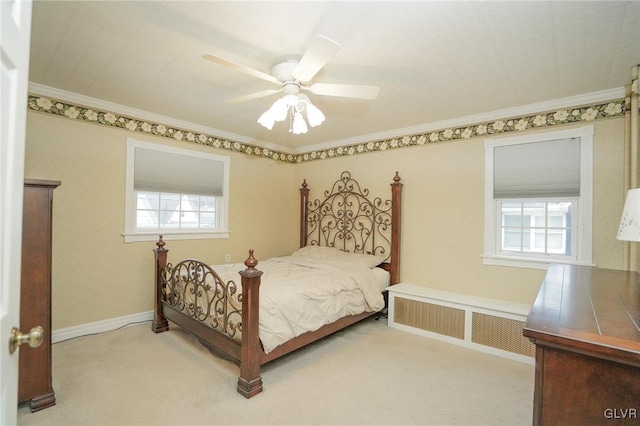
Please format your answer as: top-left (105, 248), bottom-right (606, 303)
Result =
top-left (19, 179), bottom-right (60, 412)
top-left (523, 264), bottom-right (640, 425)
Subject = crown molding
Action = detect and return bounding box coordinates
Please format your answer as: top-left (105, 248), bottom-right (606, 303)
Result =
top-left (27, 82), bottom-right (294, 154)
top-left (29, 82), bottom-right (624, 157)
top-left (297, 87), bottom-right (625, 154)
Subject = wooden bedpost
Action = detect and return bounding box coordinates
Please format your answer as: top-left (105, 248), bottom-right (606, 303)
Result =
top-left (237, 250), bottom-right (264, 398)
top-left (390, 172), bottom-right (403, 284)
top-left (152, 235), bottom-right (169, 333)
top-left (299, 179), bottom-right (309, 248)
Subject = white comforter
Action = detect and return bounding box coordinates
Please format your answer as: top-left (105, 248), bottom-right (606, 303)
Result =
top-left (212, 256), bottom-right (385, 354)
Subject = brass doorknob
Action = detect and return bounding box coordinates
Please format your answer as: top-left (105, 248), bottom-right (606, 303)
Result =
top-left (9, 326), bottom-right (44, 354)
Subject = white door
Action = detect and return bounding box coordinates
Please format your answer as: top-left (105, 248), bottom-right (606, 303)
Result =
top-left (0, 0), bottom-right (33, 425)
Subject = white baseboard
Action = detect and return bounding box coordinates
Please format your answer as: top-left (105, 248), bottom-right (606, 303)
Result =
top-left (52, 310), bottom-right (154, 344)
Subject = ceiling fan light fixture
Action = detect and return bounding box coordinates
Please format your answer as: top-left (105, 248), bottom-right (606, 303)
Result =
top-left (295, 93), bottom-right (311, 109)
top-left (292, 110), bottom-right (308, 135)
top-left (270, 97), bottom-right (289, 122)
top-left (257, 109), bottom-right (275, 130)
top-left (258, 93), bottom-right (322, 134)
top-left (204, 34), bottom-right (379, 135)
top-left (305, 103), bottom-right (325, 127)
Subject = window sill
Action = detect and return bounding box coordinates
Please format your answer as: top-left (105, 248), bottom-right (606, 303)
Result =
top-left (482, 254), bottom-right (594, 270)
top-left (123, 230), bottom-right (230, 243)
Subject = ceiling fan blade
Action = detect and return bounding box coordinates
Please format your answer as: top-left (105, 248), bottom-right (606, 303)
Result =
top-left (307, 83), bottom-right (380, 100)
top-left (202, 53), bottom-right (281, 85)
top-left (292, 35), bottom-right (340, 83)
top-left (225, 88), bottom-right (283, 104)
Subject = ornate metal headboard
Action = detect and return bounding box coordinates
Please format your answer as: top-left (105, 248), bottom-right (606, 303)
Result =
top-left (299, 171), bottom-right (403, 284)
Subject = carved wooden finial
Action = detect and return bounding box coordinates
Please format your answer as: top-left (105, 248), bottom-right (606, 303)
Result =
top-left (393, 171), bottom-right (401, 183)
top-left (244, 249), bottom-right (258, 269)
top-left (156, 235), bottom-right (166, 249)
top-left (301, 179), bottom-right (308, 189)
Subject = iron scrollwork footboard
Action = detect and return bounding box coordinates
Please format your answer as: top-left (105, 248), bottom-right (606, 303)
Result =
top-left (152, 239), bottom-right (264, 398)
top-left (160, 259), bottom-right (243, 340)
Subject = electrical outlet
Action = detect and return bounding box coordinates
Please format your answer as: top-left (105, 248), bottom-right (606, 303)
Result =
top-left (225, 254), bottom-right (231, 263)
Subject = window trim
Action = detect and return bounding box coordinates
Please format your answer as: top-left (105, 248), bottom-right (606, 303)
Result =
top-left (483, 126), bottom-right (594, 270)
top-left (123, 138), bottom-right (230, 243)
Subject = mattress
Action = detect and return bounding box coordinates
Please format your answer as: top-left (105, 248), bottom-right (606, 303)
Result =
top-left (218, 256), bottom-right (386, 353)
top-left (168, 249), bottom-right (388, 354)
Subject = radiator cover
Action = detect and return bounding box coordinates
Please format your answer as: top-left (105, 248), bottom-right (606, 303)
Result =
top-left (388, 284), bottom-right (534, 364)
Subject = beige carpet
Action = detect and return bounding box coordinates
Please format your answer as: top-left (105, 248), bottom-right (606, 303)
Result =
top-left (18, 317), bottom-right (534, 425)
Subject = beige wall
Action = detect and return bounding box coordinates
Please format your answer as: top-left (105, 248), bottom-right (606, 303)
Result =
top-left (25, 112), bottom-right (297, 329)
top-left (25, 111), bottom-right (627, 329)
top-left (295, 118), bottom-right (627, 305)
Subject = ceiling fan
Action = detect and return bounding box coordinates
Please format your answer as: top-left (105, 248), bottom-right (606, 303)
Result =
top-left (202, 35), bottom-right (380, 134)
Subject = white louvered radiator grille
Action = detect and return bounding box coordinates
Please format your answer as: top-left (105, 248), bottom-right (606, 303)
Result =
top-left (388, 284), bottom-right (534, 364)
top-left (393, 297), bottom-right (465, 339)
top-left (471, 312), bottom-right (535, 357)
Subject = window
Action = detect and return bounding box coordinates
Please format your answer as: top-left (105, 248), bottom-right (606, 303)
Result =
top-left (499, 201), bottom-right (573, 255)
top-left (483, 126), bottom-right (593, 269)
top-left (124, 138), bottom-right (230, 242)
top-left (135, 193), bottom-right (218, 229)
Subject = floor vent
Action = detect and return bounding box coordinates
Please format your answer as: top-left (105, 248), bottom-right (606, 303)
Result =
top-left (387, 284), bottom-right (534, 364)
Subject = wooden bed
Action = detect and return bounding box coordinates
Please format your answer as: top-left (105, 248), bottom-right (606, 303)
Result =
top-left (151, 171), bottom-right (403, 398)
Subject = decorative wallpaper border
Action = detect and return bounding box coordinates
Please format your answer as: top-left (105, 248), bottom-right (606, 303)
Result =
top-left (27, 94), bottom-right (629, 164)
top-left (28, 95), bottom-right (296, 163)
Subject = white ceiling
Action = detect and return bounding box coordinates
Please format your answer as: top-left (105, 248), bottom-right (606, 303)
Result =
top-left (29, 1), bottom-right (640, 152)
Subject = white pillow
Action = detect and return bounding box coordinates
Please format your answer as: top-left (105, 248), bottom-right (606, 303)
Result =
top-left (292, 245), bottom-right (387, 269)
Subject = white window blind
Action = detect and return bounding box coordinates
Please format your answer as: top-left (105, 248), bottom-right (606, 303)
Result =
top-left (133, 147), bottom-right (224, 196)
top-left (493, 138), bottom-right (580, 199)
